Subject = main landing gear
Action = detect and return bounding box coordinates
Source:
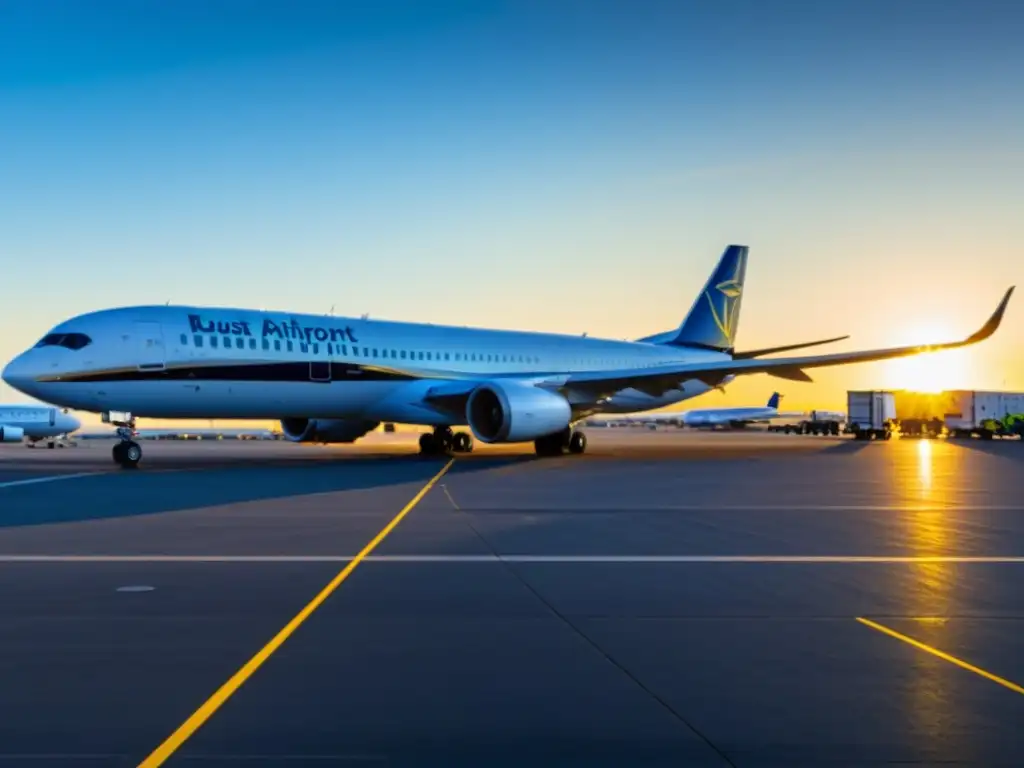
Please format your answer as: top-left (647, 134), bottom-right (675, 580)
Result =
top-left (102, 411), bottom-right (142, 469)
top-left (534, 427), bottom-right (587, 456)
top-left (419, 427), bottom-right (474, 456)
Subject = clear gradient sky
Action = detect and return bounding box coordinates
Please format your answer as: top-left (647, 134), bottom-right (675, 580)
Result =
top-left (1, 0), bottom-right (1022, 424)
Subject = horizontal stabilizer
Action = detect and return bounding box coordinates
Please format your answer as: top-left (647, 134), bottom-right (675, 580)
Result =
top-left (732, 335), bottom-right (850, 360)
top-left (767, 368), bottom-right (814, 383)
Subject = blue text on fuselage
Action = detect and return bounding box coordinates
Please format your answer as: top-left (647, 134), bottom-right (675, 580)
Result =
top-left (187, 314), bottom-right (358, 344)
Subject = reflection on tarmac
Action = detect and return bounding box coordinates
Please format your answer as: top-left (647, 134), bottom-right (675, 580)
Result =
top-left (905, 439), bottom-right (958, 762)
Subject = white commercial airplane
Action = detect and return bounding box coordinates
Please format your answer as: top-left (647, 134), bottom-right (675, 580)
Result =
top-left (1, 245), bottom-right (1014, 468)
top-left (592, 392), bottom-right (795, 428)
top-left (0, 402), bottom-right (82, 446)
top-left (681, 391), bottom-right (795, 428)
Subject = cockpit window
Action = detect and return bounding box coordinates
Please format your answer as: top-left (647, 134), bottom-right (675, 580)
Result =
top-left (34, 333), bottom-right (92, 351)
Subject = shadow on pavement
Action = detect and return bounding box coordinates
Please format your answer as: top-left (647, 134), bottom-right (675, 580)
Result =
top-left (0, 454), bottom-right (539, 528)
top-left (948, 436), bottom-right (1024, 462)
top-left (821, 440), bottom-right (875, 455)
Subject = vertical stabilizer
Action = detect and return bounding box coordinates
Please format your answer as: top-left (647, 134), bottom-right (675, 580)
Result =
top-left (664, 244), bottom-right (749, 352)
top-left (767, 392), bottom-right (781, 409)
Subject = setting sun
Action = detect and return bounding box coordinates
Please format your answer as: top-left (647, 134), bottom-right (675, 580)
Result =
top-left (883, 323), bottom-right (969, 393)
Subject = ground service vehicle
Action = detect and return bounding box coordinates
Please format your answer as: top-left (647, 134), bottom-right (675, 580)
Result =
top-left (944, 390), bottom-right (1024, 439)
top-left (768, 409), bottom-right (845, 435)
top-left (846, 390), bottom-right (897, 440)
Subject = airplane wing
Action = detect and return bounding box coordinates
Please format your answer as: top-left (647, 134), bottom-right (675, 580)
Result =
top-left (557, 287), bottom-right (1014, 399)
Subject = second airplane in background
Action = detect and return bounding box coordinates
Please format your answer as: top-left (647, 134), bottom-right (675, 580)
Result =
top-left (1, 244), bottom-right (1014, 468)
top-left (681, 392), bottom-right (797, 428)
top-left (0, 402), bottom-right (81, 447)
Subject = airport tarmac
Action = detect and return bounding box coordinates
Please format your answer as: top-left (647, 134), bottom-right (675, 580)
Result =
top-left (1, 429), bottom-right (1023, 766)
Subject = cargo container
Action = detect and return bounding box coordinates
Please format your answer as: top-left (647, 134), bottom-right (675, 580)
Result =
top-left (944, 390), bottom-right (1024, 439)
top-left (846, 391), bottom-right (897, 440)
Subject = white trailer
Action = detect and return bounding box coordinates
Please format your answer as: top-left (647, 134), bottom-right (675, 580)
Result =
top-left (944, 390), bottom-right (1024, 439)
top-left (846, 391), bottom-right (897, 440)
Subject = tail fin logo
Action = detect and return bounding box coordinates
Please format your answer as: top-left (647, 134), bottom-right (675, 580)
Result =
top-left (705, 259), bottom-right (744, 342)
top-left (664, 243), bottom-right (749, 351)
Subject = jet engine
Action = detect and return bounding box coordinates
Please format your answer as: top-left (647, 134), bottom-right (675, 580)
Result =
top-left (279, 418), bottom-right (380, 444)
top-left (0, 426), bottom-right (24, 443)
top-left (466, 381), bottom-right (572, 443)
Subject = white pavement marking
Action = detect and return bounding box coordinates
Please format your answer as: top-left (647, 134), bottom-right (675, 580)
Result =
top-left (468, 504), bottom-right (1024, 512)
top-left (0, 554), bottom-right (1022, 564)
top-left (0, 472), bottom-right (106, 489)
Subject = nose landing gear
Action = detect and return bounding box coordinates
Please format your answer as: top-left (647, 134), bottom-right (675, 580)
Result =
top-left (112, 439), bottom-right (143, 469)
top-left (102, 411), bottom-right (142, 469)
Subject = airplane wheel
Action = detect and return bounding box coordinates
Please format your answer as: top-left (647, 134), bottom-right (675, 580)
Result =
top-left (419, 433), bottom-right (437, 455)
top-left (534, 433), bottom-right (566, 456)
top-left (113, 441), bottom-right (142, 469)
top-left (453, 432), bottom-right (473, 453)
top-left (568, 431), bottom-right (587, 455)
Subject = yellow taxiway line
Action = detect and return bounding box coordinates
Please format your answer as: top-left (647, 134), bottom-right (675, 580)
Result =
top-left (138, 458), bottom-right (455, 767)
top-left (857, 617), bottom-right (1024, 696)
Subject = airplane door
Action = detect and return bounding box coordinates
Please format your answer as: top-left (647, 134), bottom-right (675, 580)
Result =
top-left (135, 322), bottom-right (166, 370)
top-left (310, 357), bottom-right (331, 382)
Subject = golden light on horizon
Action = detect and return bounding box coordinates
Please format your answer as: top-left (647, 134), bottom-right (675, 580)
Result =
top-left (883, 322), bottom-right (969, 394)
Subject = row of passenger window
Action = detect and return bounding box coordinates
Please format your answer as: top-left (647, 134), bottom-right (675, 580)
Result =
top-left (179, 333), bottom-right (545, 366)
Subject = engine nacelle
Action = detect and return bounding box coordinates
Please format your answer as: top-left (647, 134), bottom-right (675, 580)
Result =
top-left (0, 426), bottom-right (24, 443)
top-left (280, 418), bottom-right (379, 444)
top-left (466, 381), bottom-right (572, 443)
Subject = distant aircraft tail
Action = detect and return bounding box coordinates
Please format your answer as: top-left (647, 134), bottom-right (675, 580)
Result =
top-left (767, 392), bottom-right (781, 409)
top-left (639, 244), bottom-right (749, 353)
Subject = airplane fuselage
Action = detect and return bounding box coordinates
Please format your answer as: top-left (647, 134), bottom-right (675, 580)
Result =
top-left (3, 305), bottom-right (732, 423)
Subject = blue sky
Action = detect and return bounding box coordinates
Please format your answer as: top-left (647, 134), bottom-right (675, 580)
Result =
top-left (2, 0), bottom-right (1022, 412)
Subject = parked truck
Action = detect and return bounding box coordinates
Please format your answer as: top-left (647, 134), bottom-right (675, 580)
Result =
top-left (768, 410), bottom-right (845, 435)
top-left (944, 390), bottom-right (1024, 439)
top-left (846, 390), bottom-right (897, 440)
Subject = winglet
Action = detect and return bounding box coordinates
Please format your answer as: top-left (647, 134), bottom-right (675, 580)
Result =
top-left (964, 286), bottom-right (1015, 345)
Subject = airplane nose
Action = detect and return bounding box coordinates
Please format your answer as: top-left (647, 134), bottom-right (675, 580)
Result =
top-left (2, 356), bottom-right (25, 388)
top-left (2, 354), bottom-right (37, 395)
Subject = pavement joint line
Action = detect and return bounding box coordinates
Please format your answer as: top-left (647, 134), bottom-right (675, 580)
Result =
top-left (856, 617), bottom-right (1024, 696)
top-left (1, 554), bottom-right (1024, 563)
top-left (136, 458), bottom-right (455, 768)
top-left (439, 483), bottom-right (461, 511)
top-left (442, 482), bottom-right (739, 766)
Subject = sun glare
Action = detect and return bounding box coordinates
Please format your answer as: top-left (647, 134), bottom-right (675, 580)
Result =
top-left (883, 323), bottom-right (968, 393)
